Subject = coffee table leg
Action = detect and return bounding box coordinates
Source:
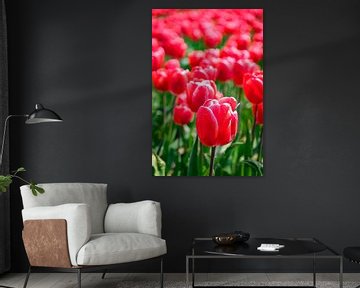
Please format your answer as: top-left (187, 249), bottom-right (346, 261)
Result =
top-left (192, 257), bottom-right (195, 288)
top-left (186, 257), bottom-right (189, 288)
top-left (313, 254), bottom-right (316, 287)
top-left (339, 257), bottom-right (343, 288)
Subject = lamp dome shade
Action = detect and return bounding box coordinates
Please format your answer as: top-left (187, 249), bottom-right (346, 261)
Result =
top-left (25, 104), bottom-right (63, 124)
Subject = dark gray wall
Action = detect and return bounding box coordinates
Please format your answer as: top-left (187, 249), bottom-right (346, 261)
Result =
top-left (5, 0), bottom-right (360, 272)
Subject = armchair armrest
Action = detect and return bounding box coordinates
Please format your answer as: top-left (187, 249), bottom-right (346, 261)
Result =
top-left (22, 203), bottom-right (91, 266)
top-left (104, 200), bottom-right (162, 237)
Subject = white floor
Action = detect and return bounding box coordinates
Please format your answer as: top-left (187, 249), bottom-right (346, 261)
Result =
top-left (0, 273), bottom-right (358, 288)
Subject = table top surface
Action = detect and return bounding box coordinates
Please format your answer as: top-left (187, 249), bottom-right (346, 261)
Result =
top-left (189, 237), bottom-right (340, 258)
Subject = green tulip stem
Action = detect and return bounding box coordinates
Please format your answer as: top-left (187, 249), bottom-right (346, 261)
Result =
top-left (209, 146), bottom-right (216, 176)
top-left (258, 125), bottom-right (264, 161)
top-left (251, 104), bottom-right (258, 143)
top-left (162, 93), bottom-right (166, 125)
top-left (177, 126), bottom-right (182, 151)
top-left (236, 88), bottom-right (243, 141)
top-left (236, 103), bottom-right (242, 142)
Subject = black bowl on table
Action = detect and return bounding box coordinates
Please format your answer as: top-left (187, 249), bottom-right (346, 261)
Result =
top-left (212, 231), bottom-right (250, 246)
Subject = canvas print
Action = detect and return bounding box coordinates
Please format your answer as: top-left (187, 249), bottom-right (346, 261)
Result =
top-left (152, 9), bottom-right (263, 176)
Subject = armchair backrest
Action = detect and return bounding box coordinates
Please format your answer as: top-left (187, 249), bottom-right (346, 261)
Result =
top-left (20, 183), bottom-right (108, 234)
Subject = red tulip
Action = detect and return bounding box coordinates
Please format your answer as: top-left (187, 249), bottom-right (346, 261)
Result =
top-left (173, 105), bottom-right (194, 125)
top-left (152, 38), bottom-right (159, 50)
top-left (252, 21), bottom-right (263, 33)
top-left (243, 71), bottom-right (263, 104)
top-left (233, 59), bottom-right (260, 87)
top-left (204, 49), bottom-right (220, 66)
top-left (203, 29), bottom-right (222, 48)
top-left (196, 97), bottom-right (238, 147)
top-left (169, 68), bottom-right (188, 95)
top-left (253, 31), bottom-right (263, 43)
top-left (182, 20), bottom-right (202, 41)
top-left (252, 102), bottom-right (263, 124)
top-left (152, 68), bottom-right (169, 91)
top-left (163, 37), bottom-right (187, 59)
top-left (188, 51), bottom-right (205, 68)
top-left (175, 92), bottom-right (187, 106)
top-left (216, 57), bottom-right (235, 82)
top-left (220, 46), bottom-right (250, 61)
top-left (190, 66), bottom-right (217, 81)
top-left (236, 33), bottom-right (251, 50)
top-left (249, 42), bottom-right (263, 63)
top-left (152, 46), bottom-right (165, 71)
top-left (216, 91), bottom-right (224, 99)
top-left (165, 59), bottom-right (180, 71)
top-left (204, 48), bottom-right (220, 59)
top-left (186, 80), bottom-right (217, 112)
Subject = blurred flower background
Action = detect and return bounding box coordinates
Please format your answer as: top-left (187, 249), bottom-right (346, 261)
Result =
top-left (152, 9), bottom-right (263, 176)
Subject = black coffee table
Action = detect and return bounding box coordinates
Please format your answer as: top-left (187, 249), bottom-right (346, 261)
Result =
top-left (186, 237), bottom-right (342, 288)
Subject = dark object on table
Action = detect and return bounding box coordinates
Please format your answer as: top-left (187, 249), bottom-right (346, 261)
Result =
top-left (344, 246), bottom-right (360, 263)
top-left (214, 242), bottom-right (249, 254)
top-left (212, 233), bottom-right (237, 245)
top-left (233, 230), bottom-right (250, 242)
top-left (212, 230), bottom-right (250, 245)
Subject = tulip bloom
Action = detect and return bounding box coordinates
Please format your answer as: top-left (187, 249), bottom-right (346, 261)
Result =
top-left (152, 46), bottom-right (165, 71)
top-left (243, 71), bottom-right (263, 104)
top-left (203, 29), bottom-right (223, 48)
top-left (173, 105), bottom-right (194, 126)
top-left (252, 102), bottom-right (263, 124)
top-left (233, 59), bottom-right (260, 87)
top-left (249, 42), bottom-right (263, 63)
top-left (216, 57), bottom-right (235, 82)
top-left (164, 59), bottom-right (180, 71)
top-left (236, 33), bottom-right (251, 50)
top-left (220, 46), bottom-right (250, 61)
top-left (190, 66), bottom-right (217, 81)
top-left (186, 80), bottom-right (217, 112)
top-left (196, 97), bottom-right (238, 147)
top-left (152, 38), bottom-right (159, 50)
top-left (163, 37), bottom-right (187, 59)
top-left (175, 92), bottom-right (187, 106)
top-left (152, 68), bottom-right (169, 91)
top-left (188, 51), bottom-right (205, 68)
top-left (169, 68), bottom-right (188, 95)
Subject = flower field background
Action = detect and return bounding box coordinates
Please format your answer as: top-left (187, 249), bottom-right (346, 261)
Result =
top-left (152, 9), bottom-right (263, 176)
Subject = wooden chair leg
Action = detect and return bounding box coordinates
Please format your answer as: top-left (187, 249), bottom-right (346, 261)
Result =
top-left (77, 269), bottom-right (81, 288)
top-left (22, 266), bottom-right (31, 288)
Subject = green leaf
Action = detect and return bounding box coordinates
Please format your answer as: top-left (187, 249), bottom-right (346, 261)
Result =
top-left (29, 181), bottom-right (44, 196)
top-left (243, 159), bottom-right (264, 176)
top-left (16, 167), bottom-right (26, 173)
top-left (152, 153), bottom-right (166, 176)
top-left (187, 136), bottom-right (199, 176)
top-left (0, 175), bottom-right (12, 192)
top-left (35, 185), bottom-right (45, 194)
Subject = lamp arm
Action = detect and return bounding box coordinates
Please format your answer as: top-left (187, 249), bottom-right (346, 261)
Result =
top-left (0, 114), bottom-right (28, 170)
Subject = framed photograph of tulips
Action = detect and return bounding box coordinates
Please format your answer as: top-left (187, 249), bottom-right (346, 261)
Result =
top-left (152, 9), bottom-right (263, 176)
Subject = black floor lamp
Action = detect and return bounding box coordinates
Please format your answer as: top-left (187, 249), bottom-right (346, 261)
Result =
top-left (0, 103), bottom-right (63, 167)
top-left (0, 103), bottom-right (62, 288)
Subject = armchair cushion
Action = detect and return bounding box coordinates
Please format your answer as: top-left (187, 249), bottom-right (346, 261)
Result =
top-left (22, 203), bottom-right (91, 266)
top-left (104, 201), bottom-right (162, 237)
top-left (21, 183), bottom-right (108, 234)
top-left (76, 233), bottom-right (167, 266)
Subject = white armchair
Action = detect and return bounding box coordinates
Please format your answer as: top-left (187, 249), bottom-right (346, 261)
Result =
top-left (20, 183), bottom-right (166, 288)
